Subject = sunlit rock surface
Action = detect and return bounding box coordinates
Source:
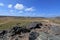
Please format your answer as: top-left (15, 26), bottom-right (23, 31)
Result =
top-left (0, 22), bottom-right (60, 40)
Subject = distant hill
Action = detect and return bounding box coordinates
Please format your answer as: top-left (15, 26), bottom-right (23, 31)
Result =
top-left (54, 17), bottom-right (60, 19)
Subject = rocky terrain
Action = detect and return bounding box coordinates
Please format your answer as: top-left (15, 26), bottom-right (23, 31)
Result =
top-left (0, 22), bottom-right (60, 40)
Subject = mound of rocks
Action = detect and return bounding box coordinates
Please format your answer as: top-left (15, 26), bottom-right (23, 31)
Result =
top-left (0, 22), bottom-right (60, 40)
top-left (9, 26), bottom-right (30, 37)
top-left (27, 22), bottom-right (43, 29)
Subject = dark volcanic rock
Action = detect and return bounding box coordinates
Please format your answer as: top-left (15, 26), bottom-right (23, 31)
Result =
top-left (29, 31), bottom-right (39, 40)
top-left (0, 30), bottom-right (7, 37)
top-left (0, 30), bottom-right (8, 40)
top-left (9, 26), bottom-right (30, 36)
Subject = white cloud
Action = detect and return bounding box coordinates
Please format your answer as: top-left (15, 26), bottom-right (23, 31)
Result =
top-left (14, 3), bottom-right (24, 10)
top-left (0, 3), bottom-right (4, 6)
top-left (25, 7), bottom-right (35, 12)
top-left (8, 4), bottom-right (12, 8)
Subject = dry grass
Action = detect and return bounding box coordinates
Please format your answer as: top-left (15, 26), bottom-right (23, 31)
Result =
top-left (0, 17), bottom-right (60, 30)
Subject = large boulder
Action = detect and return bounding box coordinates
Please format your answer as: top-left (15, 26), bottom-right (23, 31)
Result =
top-left (49, 25), bottom-right (60, 35)
top-left (27, 22), bottom-right (43, 29)
top-left (9, 26), bottom-right (30, 36)
top-left (35, 32), bottom-right (60, 40)
top-left (0, 30), bottom-right (7, 37)
top-left (29, 31), bottom-right (39, 40)
top-left (0, 30), bottom-right (8, 40)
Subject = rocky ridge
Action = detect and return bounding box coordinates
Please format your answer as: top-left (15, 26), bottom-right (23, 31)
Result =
top-left (0, 22), bottom-right (60, 40)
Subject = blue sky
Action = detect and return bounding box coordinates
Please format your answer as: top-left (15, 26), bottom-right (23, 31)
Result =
top-left (0, 0), bottom-right (60, 17)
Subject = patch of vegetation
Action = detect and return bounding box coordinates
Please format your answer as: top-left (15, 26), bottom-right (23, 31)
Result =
top-left (0, 16), bottom-right (60, 30)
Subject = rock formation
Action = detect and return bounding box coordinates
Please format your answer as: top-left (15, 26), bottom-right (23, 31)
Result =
top-left (0, 22), bottom-right (60, 40)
